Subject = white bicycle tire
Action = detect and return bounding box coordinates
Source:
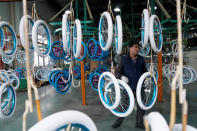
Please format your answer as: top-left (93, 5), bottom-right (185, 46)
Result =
top-left (110, 80), bottom-right (135, 117)
top-left (136, 72), bottom-right (158, 110)
top-left (173, 124), bottom-right (197, 131)
top-left (28, 110), bottom-right (97, 131)
top-left (62, 13), bottom-right (71, 51)
top-left (0, 21), bottom-right (18, 58)
top-left (73, 19), bottom-right (82, 58)
top-left (32, 20), bottom-right (51, 57)
top-left (141, 9), bottom-right (149, 48)
top-left (98, 72), bottom-right (120, 110)
top-left (19, 15), bottom-right (34, 49)
top-left (149, 15), bottom-right (163, 53)
top-left (115, 15), bottom-right (123, 55)
top-left (0, 83), bottom-right (16, 119)
top-left (147, 112), bottom-right (169, 131)
top-left (99, 11), bottom-right (113, 51)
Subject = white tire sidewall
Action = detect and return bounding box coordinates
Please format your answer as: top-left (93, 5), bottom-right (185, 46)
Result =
top-left (32, 20), bottom-right (51, 57)
top-left (149, 15), bottom-right (163, 53)
top-left (136, 72), bottom-right (158, 110)
top-left (115, 15), bottom-right (123, 55)
top-left (98, 72), bottom-right (120, 109)
top-left (73, 19), bottom-right (82, 58)
top-left (99, 11), bottom-right (113, 51)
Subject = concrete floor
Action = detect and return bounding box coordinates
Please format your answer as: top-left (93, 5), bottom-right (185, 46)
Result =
top-left (0, 79), bottom-right (197, 131)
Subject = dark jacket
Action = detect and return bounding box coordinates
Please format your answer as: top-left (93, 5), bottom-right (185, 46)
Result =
top-left (115, 54), bottom-right (147, 90)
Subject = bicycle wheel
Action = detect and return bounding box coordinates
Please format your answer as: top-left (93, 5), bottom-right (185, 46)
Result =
top-left (49, 41), bottom-right (66, 60)
top-left (62, 12), bottom-right (71, 51)
top-left (89, 72), bottom-right (101, 92)
top-left (73, 19), bottom-right (82, 58)
top-left (49, 70), bottom-right (58, 85)
top-left (2, 56), bottom-right (14, 64)
top-left (9, 74), bottom-right (20, 90)
top-left (136, 72), bottom-right (158, 110)
top-left (32, 20), bottom-right (51, 57)
top-left (75, 41), bottom-right (87, 61)
top-left (29, 110), bottom-right (97, 131)
top-left (0, 21), bottom-right (17, 58)
top-left (99, 11), bottom-right (113, 51)
top-left (146, 112), bottom-right (169, 131)
top-left (0, 83), bottom-right (16, 119)
top-left (87, 38), bottom-right (98, 58)
top-left (141, 9), bottom-right (149, 48)
top-left (115, 15), bottom-right (123, 55)
top-left (36, 68), bottom-right (50, 81)
top-left (19, 15), bottom-right (34, 49)
top-left (55, 73), bottom-right (71, 94)
top-left (98, 72), bottom-right (120, 109)
top-left (16, 51), bottom-right (26, 63)
top-left (110, 80), bottom-right (135, 117)
top-left (139, 43), bottom-right (150, 57)
top-left (149, 15), bottom-right (163, 53)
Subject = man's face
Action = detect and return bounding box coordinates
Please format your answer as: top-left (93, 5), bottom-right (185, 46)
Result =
top-left (129, 44), bottom-right (140, 56)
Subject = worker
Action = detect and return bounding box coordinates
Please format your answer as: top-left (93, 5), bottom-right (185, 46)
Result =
top-left (112, 40), bottom-right (146, 129)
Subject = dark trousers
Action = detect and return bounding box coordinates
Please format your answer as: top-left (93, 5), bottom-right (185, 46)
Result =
top-left (114, 90), bottom-right (145, 126)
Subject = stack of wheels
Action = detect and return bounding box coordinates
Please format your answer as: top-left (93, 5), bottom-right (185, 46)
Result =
top-left (0, 70), bottom-right (17, 119)
top-left (87, 38), bottom-right (109, 61)
top-left (136, 72), bottom-right (158, 110)
top-left (35, 67), bottom-right (51, 81)
top-left (162, 64), bottom-right (197, 88)
top-left (72, 65), bottom-right (81, 80)
top-left (16, 50), bottom-right (34, 65)
top-left (28, 110), bottom-right (97, 131)
top-left (98, 72), bottom-right (135, 117)
top-left (49, 69), bottom-right (71, 94)
top-left (89, 66), bottom-right (108, 91)
top-left (49, 41), bottom-right (66, 60)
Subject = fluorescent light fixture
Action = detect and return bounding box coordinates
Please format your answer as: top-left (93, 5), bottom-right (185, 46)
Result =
top-left (65, 10), bottom-right (71, 14)
top-left (114, 7), bottom-right (120, 12)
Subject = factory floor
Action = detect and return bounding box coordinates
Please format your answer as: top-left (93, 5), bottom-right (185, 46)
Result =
top-left (0, 79), bottom-right (197, 131)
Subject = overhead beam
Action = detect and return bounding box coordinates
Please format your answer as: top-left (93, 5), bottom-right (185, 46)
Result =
top-left (155, 0), bottom-right (171, 19)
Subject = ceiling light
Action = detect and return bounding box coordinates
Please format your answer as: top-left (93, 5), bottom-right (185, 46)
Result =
top-left (114, 7), bottom-right (120, 12)
top-left (155, 6), bottom-right (157, 10)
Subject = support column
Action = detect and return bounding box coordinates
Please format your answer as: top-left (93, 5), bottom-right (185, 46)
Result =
top-left (80, 0), bottom-right (87, 105)
top-left (151, 0), bottom-right (163, 102)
